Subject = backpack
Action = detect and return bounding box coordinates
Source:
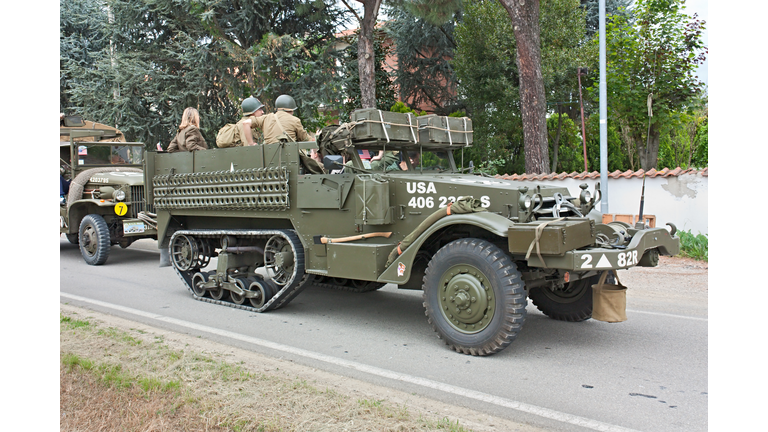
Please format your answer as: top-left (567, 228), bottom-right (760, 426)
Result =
top-left (216, 123), bottom-right (242, 148)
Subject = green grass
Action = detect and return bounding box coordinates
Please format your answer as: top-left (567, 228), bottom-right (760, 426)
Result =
top-left (61, 316), bottom-right (90, 329)
top-left (677, 230), bottom-right (708, 261)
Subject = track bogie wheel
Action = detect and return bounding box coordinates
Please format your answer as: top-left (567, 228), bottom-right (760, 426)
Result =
top-left (191, 272), bottom-right (208, 297)
top-left (248, 276), bottom-right (277, 308)
top-left (78, 214), bottom-right (111, 265)
top-left (230, 277), bottom-right (249, 305)
top-left (422, 238), bottom-right (527, 356)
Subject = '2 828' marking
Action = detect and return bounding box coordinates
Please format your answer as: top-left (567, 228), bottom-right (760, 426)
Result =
top-left (580, 250), bottom-right (638, 268)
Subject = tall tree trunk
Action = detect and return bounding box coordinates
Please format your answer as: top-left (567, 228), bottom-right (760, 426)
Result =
top-left (498, 0), bottom-right (549, 174)
top-left (357, 0), bottom-right (382, 109)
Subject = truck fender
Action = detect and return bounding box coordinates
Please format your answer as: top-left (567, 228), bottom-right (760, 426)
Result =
top-left (377, 212), bottom-right (513, 284)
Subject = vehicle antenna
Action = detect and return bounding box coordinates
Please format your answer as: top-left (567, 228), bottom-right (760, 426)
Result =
top-left (637, 93), bottom-right (652, 229)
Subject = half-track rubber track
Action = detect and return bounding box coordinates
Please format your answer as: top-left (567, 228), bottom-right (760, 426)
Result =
top-left (170, 229), bottom-right (313, 313)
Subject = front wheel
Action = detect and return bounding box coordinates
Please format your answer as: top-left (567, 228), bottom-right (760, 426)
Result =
top-left (422, 238), bottom-right (527, 356)
top-left (528, 273), bottom-right (614, 322)
top-left (78, 214), bottom-right (111, 265)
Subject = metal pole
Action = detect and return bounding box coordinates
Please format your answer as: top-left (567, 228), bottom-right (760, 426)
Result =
top-left (599, 0), bottom-right (609, 214)
top-left (577, 68), bottom-right (588, 172)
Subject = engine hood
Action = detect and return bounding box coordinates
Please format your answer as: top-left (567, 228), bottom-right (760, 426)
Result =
top-left (86, 171), bottom-right (145, 187)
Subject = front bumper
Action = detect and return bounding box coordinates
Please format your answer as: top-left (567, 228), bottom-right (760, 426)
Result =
top-left (521, 227), bottom-right (679, 271)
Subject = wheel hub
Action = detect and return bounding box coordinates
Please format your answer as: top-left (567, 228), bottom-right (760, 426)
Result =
top-left (274, 251), bottom-right (294, 268)
top-left (438, 265), bottom-right (495, 334)
top-left (82, 226), bottom-right (97, 255)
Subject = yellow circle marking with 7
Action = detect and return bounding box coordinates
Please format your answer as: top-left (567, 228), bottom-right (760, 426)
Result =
top-left (115, 202), bottom-right (128, 216)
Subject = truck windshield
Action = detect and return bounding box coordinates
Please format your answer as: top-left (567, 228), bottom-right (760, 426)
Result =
top-left (356, 148), bottom-right (454, 172)
top-left (77, 144), bottom-right (143, 166)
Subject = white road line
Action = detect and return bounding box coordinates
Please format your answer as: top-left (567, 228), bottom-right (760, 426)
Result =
top-left (627, 309), bottom-right (708, 321)
top-left (61, 292), bottom-right (642, 432)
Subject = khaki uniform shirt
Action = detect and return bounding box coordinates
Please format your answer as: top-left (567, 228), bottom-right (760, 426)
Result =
top-left (234, 115), bottom-right (263, 146)
top-left (253, 111), bottom-right (313, 144)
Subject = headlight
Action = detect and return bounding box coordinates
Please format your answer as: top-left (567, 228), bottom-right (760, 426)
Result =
top-left (579, 183), bottom-right (591, 205)
top-left (114, 190), bottom-right (126, 201)
top-left (518, 193), bottom-right (531, 210)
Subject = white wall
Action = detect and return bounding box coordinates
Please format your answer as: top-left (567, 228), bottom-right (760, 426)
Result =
top-left (507, 172), bottom-right (708, 235)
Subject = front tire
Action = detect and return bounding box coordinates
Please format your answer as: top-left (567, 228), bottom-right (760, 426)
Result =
top-left (422, 238), bottom-right (527, 356)
top-left (528, 273), bottom-right (614, 322)
top-left (78, 214), bottom-right (111, 265)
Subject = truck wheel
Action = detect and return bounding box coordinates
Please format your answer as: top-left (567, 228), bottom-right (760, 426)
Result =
top-left (78, 214), bottom-right (111, 266)
top-left (528, 273), bottom-right (614, 322)
top-left (422, 238), bottom-right (527, 356)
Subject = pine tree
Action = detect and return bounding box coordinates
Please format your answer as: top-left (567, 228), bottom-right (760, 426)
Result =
top-left (385, 4), bottom-right (461, 115)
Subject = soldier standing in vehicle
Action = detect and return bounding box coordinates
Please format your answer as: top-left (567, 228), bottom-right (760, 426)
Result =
top-left (167, 107), bottom-right (208, 152)
top-left (252, 95), bottom-right (314, 144)
top-left (237, 97), bottom-right (265, 146)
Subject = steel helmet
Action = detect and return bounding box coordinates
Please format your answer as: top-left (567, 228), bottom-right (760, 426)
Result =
top-left (275, 94), bottom-right (297, 111)
top-left (241, 97), bottom-right (264, 115)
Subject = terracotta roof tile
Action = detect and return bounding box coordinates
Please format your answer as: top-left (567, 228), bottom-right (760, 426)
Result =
top-left (494, 167), bottom-right (708, 181)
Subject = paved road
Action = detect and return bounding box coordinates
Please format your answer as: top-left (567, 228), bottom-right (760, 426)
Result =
top-left (60, 238), bottom-right (707, 432)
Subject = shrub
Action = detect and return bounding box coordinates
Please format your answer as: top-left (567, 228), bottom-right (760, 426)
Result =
top-left (677, 230), bottom-right (708, 261)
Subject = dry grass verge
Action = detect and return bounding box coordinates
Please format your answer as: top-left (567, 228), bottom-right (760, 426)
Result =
top-left (60, 306), bottom-right (539, 432)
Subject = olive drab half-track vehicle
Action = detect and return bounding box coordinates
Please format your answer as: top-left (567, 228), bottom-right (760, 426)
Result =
top-left (60, 115), bottom-right (158, 265)
top-left (146, 109), bottom-right (680, 356)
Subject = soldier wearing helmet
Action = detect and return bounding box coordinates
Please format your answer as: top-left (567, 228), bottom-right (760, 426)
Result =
top-left (236, 96), bottom-right (265, 146)
top-left (252, 94), bottom-right (313, 144)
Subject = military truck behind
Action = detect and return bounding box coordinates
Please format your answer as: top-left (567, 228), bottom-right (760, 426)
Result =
top-left (145, 110), bottom-right (679, 356)
top-left (60, 115), bottom-right (157, 265)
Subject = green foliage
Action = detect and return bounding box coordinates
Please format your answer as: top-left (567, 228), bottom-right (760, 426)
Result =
top-left (579, 0), bottom-right (633, 38)
top-left (338, 30), bottom-right (398, 122)
top-left (584, 113), bottom-right (631, 172)
top-left (62, 353), bottom-right (95, 372)
top-left (677, 230), bottom-right (708, 261)
top-left (250, 33), bottom-right (344, 132)
top-left (61, 315), bottom-right (91, 330)
top-left (404, 0), bottom-right (463, 26)
top-left (592, 0), bottom-right (707, 169)
top-left (547, 113), bottom-right (585, 173)
top-left (385, 4), bottom-right (461, 115)
top-left (657, 93), bottom-right (708, 169)
top-left (59, 0), bottom-right (111, 111)
top-left (390, 101), bottom-right (427, 116)
top-left (60, 0), bottom-right (345, 148)
top-left (454, 0), bottom-right (595, 175)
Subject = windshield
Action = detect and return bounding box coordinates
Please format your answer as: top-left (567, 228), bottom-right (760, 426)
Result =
top-left (355, 148), bottom-right (455, 172)
top-left (76, 144), bottom-right (144, 166)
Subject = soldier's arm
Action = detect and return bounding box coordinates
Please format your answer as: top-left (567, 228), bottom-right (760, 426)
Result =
top-left (295, 121), bottom-right (313, 142)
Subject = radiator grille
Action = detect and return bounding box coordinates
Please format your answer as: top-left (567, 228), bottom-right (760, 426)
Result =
top-left (130, 185), bottom-right (155, 217)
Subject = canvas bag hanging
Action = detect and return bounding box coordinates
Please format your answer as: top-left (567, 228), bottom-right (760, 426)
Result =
top-left (592, 270), bottom-right (627, 322)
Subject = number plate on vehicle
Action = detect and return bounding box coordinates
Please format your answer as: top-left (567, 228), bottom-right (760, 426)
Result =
top-left (123, 220), bottom-right (145, 234)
